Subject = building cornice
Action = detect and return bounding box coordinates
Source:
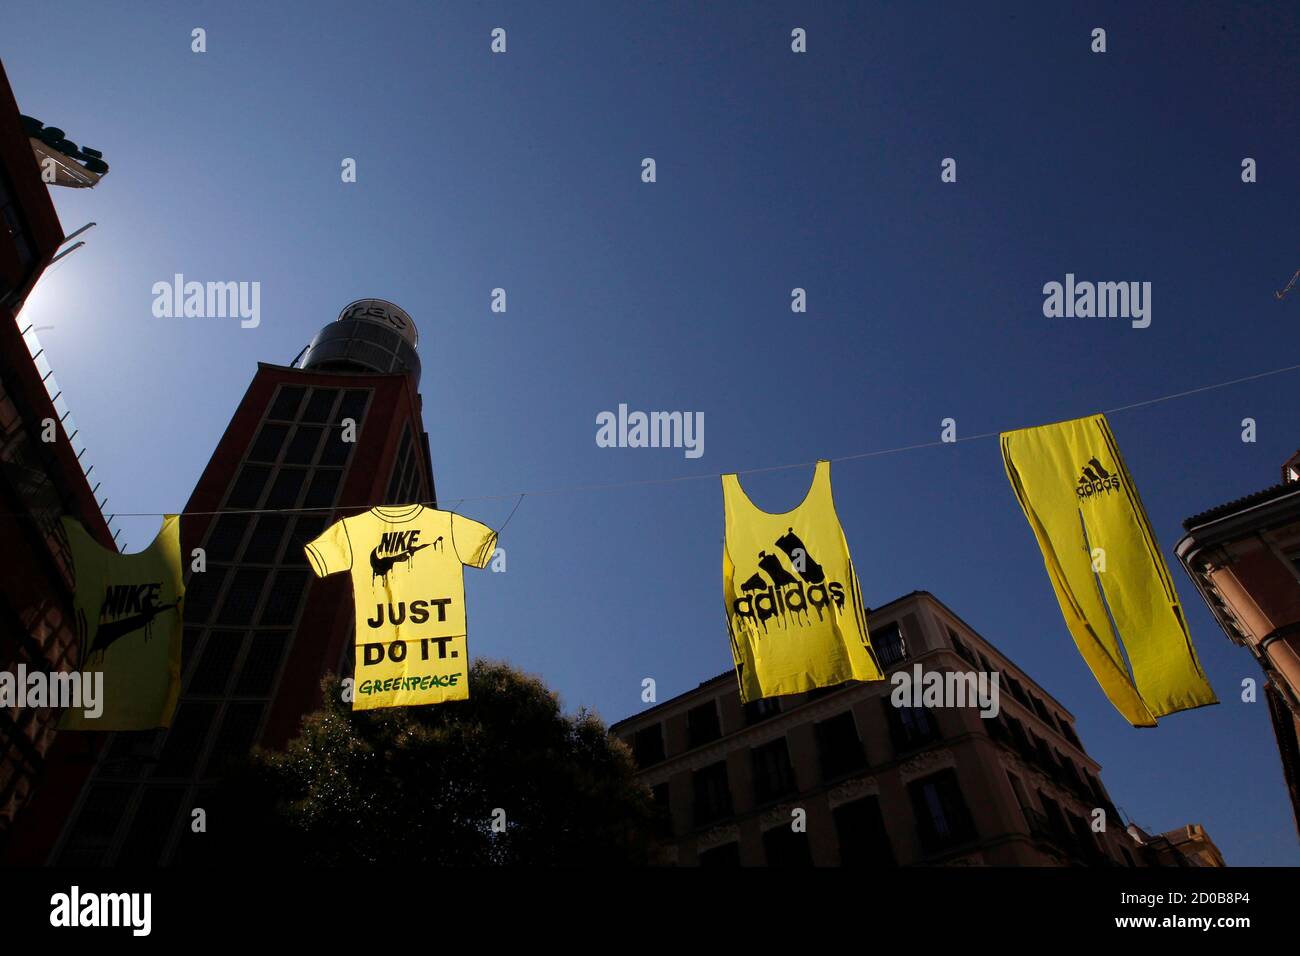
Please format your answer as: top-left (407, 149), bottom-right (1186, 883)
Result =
top-left (1182, 481), bottom-right (1300, 535)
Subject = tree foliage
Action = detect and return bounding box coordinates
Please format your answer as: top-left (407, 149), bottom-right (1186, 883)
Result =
top-left (204, 660), bottom-right (659, 866)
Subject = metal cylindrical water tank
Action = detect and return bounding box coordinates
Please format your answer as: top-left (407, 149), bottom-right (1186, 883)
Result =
top-left (300, 299), bottom-right (421, 383)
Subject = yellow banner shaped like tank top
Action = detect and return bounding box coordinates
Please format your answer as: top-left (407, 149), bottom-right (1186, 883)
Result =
top-left (60, 515), bottom-right (185, 731)
top-left (722, 460), bottom-right (883, 702)
top-left (1000, 414), bottom-right (1217, 726)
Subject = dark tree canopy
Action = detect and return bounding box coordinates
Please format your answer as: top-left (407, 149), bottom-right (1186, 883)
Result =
top-left (202, 660), bottom-right (659, 866)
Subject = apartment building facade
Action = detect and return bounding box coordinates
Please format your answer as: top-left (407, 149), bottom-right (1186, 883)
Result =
top-left (0, 59), bottom-right (117, 847)
top-left (612, 591), bottom-right (1155, 866)
top-left (1176, 450), bottom-right (1300, 839)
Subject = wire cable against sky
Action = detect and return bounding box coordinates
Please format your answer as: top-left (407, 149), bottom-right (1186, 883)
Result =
top-left (51, 358), bottom-right (1298, 521)
top-left (1275, 268), bottom-right (1300, 300)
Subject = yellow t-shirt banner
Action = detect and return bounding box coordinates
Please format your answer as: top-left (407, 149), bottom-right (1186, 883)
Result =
top-left (306, 504), bottom-right (497, 710)
top-left (722, 460), bottom-right (883, 703)
top-left (60, 515), bottom-right (185, 731)
top-left (1000, 414), bottom-right (1217, 726)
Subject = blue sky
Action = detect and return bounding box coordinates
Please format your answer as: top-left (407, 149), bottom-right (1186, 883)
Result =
top-left (5, 1), bottom-right (1300, 864)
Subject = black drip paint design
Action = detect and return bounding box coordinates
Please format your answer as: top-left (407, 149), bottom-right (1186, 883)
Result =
top-left (735, 530), bottom-right (844, 639)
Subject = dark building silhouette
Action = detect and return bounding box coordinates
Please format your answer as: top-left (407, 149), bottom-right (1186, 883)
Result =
top-left (10, 299), bottom-right (435, 864)
top-left (1177, 450), bottom-right (1300, 841)
top-left (612, 591), bottom-right (1215, 866)
top-left (0, 60), bottom-right (117, 847)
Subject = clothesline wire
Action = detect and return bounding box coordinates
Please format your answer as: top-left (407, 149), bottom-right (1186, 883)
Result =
top-left (496, 494), bottom-right (526, 533)
top-left (14, 360), bottom-right (1300, 521)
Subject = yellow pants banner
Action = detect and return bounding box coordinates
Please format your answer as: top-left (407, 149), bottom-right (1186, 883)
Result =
top-left (1001, 414), bottom-right (1217, 726)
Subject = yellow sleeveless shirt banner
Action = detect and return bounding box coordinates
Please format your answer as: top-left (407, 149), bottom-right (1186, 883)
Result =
top-left (722, 460), bottom-right (883, 702)
top-left (1000, 414), bottom-right (1217, 726)
top-left (60, 515), bottom-right (185, 731)
top-left (305, 504), bottom-right (497, 711)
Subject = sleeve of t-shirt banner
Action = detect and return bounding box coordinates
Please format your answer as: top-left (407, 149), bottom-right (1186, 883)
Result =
top-left (304, 517), bottom-right (353, 577)
top-left (452, 513), bottom-right (498, 569)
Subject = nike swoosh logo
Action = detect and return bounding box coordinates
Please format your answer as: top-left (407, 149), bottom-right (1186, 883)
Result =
top-left (89, 602), bottom-right (179, 659)
top-left (369, 543), bottom-right (432, 577)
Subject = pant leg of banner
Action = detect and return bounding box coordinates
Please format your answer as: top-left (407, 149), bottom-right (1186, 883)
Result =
top-left (1002, 434), bottom-right (1158, 727)
top-left (1091, 420), bottom-right (1218, 718)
